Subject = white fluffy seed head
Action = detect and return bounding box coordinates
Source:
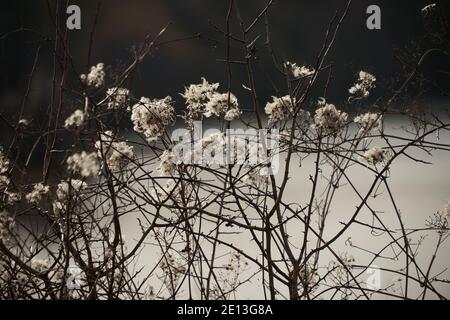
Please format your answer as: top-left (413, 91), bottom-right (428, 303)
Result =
top-left (64, 109), bottom-right (85, 129)
top-left (0, 148), bottom-right (10, 175)
top-left (181, 78), bottom-right (241, 125)
top-left (349, 71), bottom-right (376, 100)
top-left (224, 108), bottom-right (241, 121)
top-left (0, 212), bottom-right (15, 242)
top-left (66, 151), bottom-right (100, 177)
top-left (0, 148), bottom-right (10, 189)
top-left (354, 112), bottom-right (383, 133)
top-left (56, 179), bottom-right (87, 201)
top-left (106, 87), bottom-right (130, 110)
top-left (131, 96), bottom-right (175, 142)
top-left (31, 258), bottom-right (50, 273)
top-left (361, 146), bottom-right (385, 164)
top-left (95, 131), bottom-right (134, 171)
top-left (284, 61), bottom-right (315, 78)
top-left (158, 150), bottom-right (176, 176)
top-left (421, 3), bottom-right (436, 15)
top-left (80, 63), bottom-right (105, 88)
top-left (181, 77), bottom-right (219, 112)
top-left (265, 95), bottom-right (295, 125)
top-left (26, 183), bottom-right (50, 205)
top-left (204, 92), bottom-right (240, 119)
top-left (314, 99), bottom-right (348, 133)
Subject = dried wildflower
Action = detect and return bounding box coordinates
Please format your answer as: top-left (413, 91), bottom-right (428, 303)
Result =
top-left (18, 118), bottom-right (30, 126)
top-left (5, 191), bottom-right (21, 205)
top-left (0, 148), bottom-right (10, 189)
top-left (106, 87), bottom-right (129, 110)
top-left (421, 3), bottom-right (436, 15)
top-left (265, 95), bottom-right (295, 125)
top-left (314, 99), bottom-right (348, 133)
top-left (361, 146), bottom-right (385, 164)
top-left (284, 61), bottom-right (315, 78)
top-left (53, 179), bottom-right (87, 215)
top-left (158, 150), bottom-right (176, 176)
top-left (349, 71), bottom-right (376, 100)
top-left (64, 109), bottom-right (85, 129)
top-left (80, 63), bottom-right (105, 88)
top-left (181, 78), bottom-right (241, 124)
top-left (56, 180), bottom-right (87, 201)
top-left (193, 132), bottom-right (227, 166)
top-left (224, 107), bottom-right (241, 121)
top-left (354, 112), bottom-right (382, 133)
top-left (51, 201), bottom-right (65, 216)
top-left (131, 96), bottom-right (175, 142)
top-left (0, 213), bottom-right (15, 242)
top-left (181, 77), bottom-right (220, 126)
top-left (66, 151), bottom-right (100, 178)
top-left (15, 273), bottom-right (28, 286)
top-left (204, 92), bottom-right (240, 119)
top-left (177, 131), bottom-right (272, 170)
top-left (0, 175), bottom-right (10, 189)
top-left (26, 183), bottom-right (50, 205)
top-left (95, 131), bottom-right (134, 171)
top-left (181, 78), bottom-right (220, 109)
top-left (0, 148), bottom-right (10, 176)
top-left (31, 258), bottom-right (50, 273)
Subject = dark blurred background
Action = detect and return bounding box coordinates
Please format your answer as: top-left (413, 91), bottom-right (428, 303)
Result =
top-left (0, 0), bottom-right (449, 138)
